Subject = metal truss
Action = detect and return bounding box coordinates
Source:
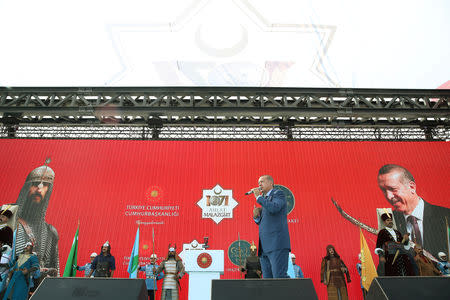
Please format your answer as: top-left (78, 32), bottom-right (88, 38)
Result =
top-left (0, 87), bottom-right (449, 140)
top-left (1, 125), bottom-right (449, 141)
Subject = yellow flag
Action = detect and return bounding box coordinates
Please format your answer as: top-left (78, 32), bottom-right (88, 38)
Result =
top-left (360, 228), bottom-right (378, 291)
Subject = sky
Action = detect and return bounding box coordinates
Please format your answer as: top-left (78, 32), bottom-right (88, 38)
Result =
top-left (0, 0), bottom-right (448, 88)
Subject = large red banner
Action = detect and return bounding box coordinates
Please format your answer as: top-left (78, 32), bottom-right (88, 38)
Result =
top-left (1, 139), bottom-right (449, 299)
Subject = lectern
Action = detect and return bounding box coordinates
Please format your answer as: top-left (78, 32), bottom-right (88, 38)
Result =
top-left (180, 240), bottom-right (224, 300)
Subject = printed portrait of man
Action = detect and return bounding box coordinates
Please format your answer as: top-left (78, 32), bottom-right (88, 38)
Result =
top-left (377, 164), bottom-right (450, 258)
top-left (15, 163), bottom-right (59, 276)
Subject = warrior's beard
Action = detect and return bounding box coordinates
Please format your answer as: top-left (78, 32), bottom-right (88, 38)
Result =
top-left (168, 253), bottom-right (175, 259)
top-left (21, 199), bottom-right (46, 223)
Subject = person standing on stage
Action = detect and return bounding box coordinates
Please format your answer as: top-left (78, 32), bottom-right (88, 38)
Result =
top-left (413, 245), bottom-right (441, 276)
top-left (320, 245), bottom-right (351, 300)
top-left (251, 175), bottom-right (290, 278)
top-left (436, 252), bottom-right (450, 276)
top-left (0, 209), bottom-right (13, 247)
top-left (0, 238), bottom-right (13, 297)
top-left (138, 253), bottom-right (163, 300)
top-left (0, 208), bottom-right (14, 297)
top-left (88, 241), bottom-right (115, 278)
top-left (356, 253), bottom-right (367, 300)
top-left (291, 253), bottom-right (304, 278)
top-left (375, 213), bottom-right (415, 276)
top-left (240, 241), bottom-right (262, 278)
top-left (77, 252), bottom-right (97, 277)
top-left (154, 246), bottom-right (184, 300)
top-left (2, 242), bottom-right (39, 300)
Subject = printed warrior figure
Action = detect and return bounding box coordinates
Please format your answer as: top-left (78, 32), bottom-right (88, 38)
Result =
top-left (77, 252), bottom-right (97, 277)
top-left (413, 245), bottom-right (441, 276)
top-left (138, 253), bottom-right (163, 300)
top-left (14, 163), bottom-right (59, 276)
top-left (154, 246), bottom-right (185, 300)
top-left (320, 245), bottom-right (351, 300)
top-left (2, 242), bottom-right (39, 300)
top-left (375, 213), bottom-right (416, 276)
top-left (89, 241), bottom-right (115, 277)
top-left (240, 242), bottom-right (262, 278)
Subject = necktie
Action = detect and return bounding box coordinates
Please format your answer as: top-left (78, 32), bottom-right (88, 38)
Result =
top-left (407, 215), bottom-right (422, 246)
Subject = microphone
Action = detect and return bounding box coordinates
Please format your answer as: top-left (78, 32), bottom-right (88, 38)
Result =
top-left (244, 188), bottom-right (260, 195)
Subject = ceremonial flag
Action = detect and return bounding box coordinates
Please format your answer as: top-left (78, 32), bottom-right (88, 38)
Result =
top-left (360, 228), bottom-right (377, 291)
top-left (127, 227), bottom-right (140, 278)
top-left (63, 223), bottom-right (79, 277)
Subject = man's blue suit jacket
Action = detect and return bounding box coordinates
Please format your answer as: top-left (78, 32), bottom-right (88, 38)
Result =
top-left (254, 188), bottom-right (291, 255)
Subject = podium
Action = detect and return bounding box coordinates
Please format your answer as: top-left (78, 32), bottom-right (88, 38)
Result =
top-left (180, 243), bottom-right (224, 300)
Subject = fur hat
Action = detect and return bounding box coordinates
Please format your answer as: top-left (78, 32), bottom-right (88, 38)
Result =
top-left (381, 213), bottom-right (393, 221)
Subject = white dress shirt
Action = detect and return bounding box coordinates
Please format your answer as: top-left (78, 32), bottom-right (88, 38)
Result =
top-left (404, 198), bottom-right (424, 243)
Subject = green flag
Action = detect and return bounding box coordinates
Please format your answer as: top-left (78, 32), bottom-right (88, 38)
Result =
top-left (63, 224), bottom-right (79, 277)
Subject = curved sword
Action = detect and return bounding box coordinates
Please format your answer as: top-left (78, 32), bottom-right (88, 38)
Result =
top-left (331, 197), bottom-right (378, 235)
top-left (331, 197), bottom-right (438, 262)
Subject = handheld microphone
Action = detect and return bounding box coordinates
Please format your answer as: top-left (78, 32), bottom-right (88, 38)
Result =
top-left (244, 188), bottom-right (260, 195)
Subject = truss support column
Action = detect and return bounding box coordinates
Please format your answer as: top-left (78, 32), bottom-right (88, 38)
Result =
top-left (422, 126), bottom-right (435, 141)
top-left (148, 117), bottom-right (163, 140)
top-left (1, 113), bottom-right (21, 138)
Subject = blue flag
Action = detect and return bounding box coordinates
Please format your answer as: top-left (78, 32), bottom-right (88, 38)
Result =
top-left (11, 227), bottom-right (17, 265)
top-left (127, 227), bottom-right (139, 278)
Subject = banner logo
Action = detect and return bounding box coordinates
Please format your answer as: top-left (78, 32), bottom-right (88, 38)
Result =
top-left (274, 184), bottom-right (295, 215)
top-left (197, 252), bottom-right (213, 269)
top-left (228, 240), bottom-right (251, 266)
top-left (197, 184), bottom-right (238, 224)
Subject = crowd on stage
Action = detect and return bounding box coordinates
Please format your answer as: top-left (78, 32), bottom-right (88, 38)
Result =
top-left (0, 163), bottom-right (449, 300)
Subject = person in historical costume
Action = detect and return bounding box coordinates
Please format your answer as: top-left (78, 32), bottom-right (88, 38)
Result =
top-left (0, 210), bottom-right (13, 248)
top-left (240, 241), bottom-right (262, 278)
top-left (2, 242), bottom-right (39, 300)
top-left (436, 252), bottom-right (450, 276)
top-left (27, 255), bottom-right (41, 298)
top-left (291, 253), bottom-right (304, 278)
top-left (413, 245), bottom-right (441, 276)
top-left (14, 162), bottom-right (59, 277)
top-left (356, 254), bottom-right (367, 300)
top-left (375, 213), bottom-right (416, 276)
top-left (0, 238), bottom-right (13, 298)
top-left (77, 252), bottom-right (97, 277)
top-left (154, 246), bottom-right (185, 300)
top-left (320, 245), bottom-right (351, 300)
top-left (88, 242), bottom-right (115, 277)
top-left (138, 253), bottom-right (163, 300)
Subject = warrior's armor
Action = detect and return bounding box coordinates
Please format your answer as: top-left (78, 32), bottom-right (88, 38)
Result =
top-left (15, 164), bottom-right (59, 275)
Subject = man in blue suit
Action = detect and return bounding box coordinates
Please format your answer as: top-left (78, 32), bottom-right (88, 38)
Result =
top-left (251, 175), bottom-right (291, 278)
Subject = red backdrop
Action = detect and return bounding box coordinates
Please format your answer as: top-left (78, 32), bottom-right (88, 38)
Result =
top-left (0, 139), bottom-right (449, 299)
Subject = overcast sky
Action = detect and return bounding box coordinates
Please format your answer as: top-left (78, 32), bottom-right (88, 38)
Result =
top-left (0, 0), bottom-right (448, 88)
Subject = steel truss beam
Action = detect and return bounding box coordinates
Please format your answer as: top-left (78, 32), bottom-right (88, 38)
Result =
top-left (0, 87), bottom-right (448, 140)
top-left (1, 125), bottom-right (448, 141)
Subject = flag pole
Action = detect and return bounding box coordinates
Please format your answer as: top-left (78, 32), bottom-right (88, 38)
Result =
top-left (238, 232), bottom-right (243, 278)
top-left (152, 227), bottom-right (157, 300)
top-left (446, 217), bottom-right (449, 258)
